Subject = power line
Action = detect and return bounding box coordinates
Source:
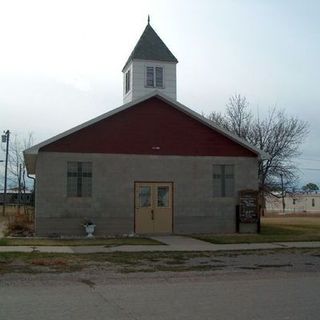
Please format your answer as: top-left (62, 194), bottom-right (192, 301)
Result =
top-left (299, 167), bottom-right (320, 171)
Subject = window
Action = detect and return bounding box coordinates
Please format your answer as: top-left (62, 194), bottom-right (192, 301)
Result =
top-left (146, 67), bottom-right (154, 87)
top-left (125, 70), bottom-right (131, 93)
top-left (67, 162), bottom-right (92, 197)
top-left (213, 165), bottom-right (234, 197)
top-left (293, 198), bottom-right (296, 205)
top-left (157, 186), bottom-right (169, 207)
top-left (145, 66), bottom-right (163, 88)
top-left (312, 198), bottom-right (315, 207)
top-left (155, 67), bottom-right (163, 87)
top-left (139, 186), bottom-right (151, 207)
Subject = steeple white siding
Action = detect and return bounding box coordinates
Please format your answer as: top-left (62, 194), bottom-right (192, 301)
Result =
top-left (122, 22), bottom-right (178, 104)
top-left (123, 60), bottom-right (177, 103)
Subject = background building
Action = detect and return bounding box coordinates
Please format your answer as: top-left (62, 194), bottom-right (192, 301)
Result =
top-left (266, 193), bottom-right (320, 214)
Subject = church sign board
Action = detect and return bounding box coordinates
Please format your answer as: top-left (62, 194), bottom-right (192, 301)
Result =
top-left (239, 190), bottom-right (259, 223)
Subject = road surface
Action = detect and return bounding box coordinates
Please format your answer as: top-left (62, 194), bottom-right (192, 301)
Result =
top-left (0, 270), bottom-right (319, 320)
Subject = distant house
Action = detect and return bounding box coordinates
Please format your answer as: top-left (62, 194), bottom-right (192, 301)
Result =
top-left (266, 193), bottom-right (320, 214)
top-left (0, 188), bottom-right (33, 206)
top-left (24, 21), bottom-right (266, 236)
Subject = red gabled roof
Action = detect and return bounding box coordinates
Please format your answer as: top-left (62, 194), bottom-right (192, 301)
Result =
top-left (24, 92), bottom-right (268, 174)
top-left (40, 97), bottom-right (256, 157)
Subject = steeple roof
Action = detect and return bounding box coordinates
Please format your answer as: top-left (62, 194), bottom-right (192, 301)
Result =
top-left (122, 23), bottom-right (178, 71)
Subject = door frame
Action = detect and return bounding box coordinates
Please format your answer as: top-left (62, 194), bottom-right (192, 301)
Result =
top-left (134, 181), bottom-right (174, 234)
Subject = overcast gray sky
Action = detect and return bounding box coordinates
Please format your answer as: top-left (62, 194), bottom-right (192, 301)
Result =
top-left (0, 0), bottom-right (319, 186)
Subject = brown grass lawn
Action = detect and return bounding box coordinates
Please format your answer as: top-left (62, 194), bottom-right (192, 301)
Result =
top-left (262, 216), bottom-right (320, 236)
top-left (263, 216), bottom-right (320, 226)
top-left (2, 205), bottom-right (34, 216)
top-left (0, 237), bottom-right (162, 246)
top-left (195, 216), bottom-right (320, 244)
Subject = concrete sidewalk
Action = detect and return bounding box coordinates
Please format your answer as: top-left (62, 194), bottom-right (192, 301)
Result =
top-left (0, 235), bottom-right (320, 253)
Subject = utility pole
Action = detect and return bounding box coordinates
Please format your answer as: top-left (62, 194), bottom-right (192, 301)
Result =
top-left (18, 163), bottom-right (22, 214)
top-left (280, 173), bottom-right (285, 214)
top-left (2, 130), bottom-right (10, 216)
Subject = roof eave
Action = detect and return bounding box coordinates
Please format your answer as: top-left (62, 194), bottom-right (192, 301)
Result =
top-left (122, 57), bottom-right (178, 72)
top-left (23, 151), bottom-right (37, 175)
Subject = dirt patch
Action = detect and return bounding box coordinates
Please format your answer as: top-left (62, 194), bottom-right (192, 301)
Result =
top-left (31, 258), bottom-right (68, 266)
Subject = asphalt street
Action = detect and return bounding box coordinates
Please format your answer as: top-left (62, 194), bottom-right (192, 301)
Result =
top-left (0, 271), bottom-right (319, 320)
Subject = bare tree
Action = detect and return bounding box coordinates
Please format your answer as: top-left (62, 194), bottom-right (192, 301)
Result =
top-left (1, 132), bottom-right (34, 191)
top-left (252, 108), bottom-right (308, 193)
top-left (208, 94), bottom-right (252, 139)
top-left (226, 94), bottom-right (252, 138)
top-left (207, 110), bottom-right (227, 129)
top-left (207, 94), bottom-right (309, 194)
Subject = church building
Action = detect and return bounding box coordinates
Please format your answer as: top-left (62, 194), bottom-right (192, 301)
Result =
top-left (24, 20), bottom-right (265, 236)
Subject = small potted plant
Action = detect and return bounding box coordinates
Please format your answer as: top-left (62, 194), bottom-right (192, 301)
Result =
top-left (83, 219), bottom-right (96, 238)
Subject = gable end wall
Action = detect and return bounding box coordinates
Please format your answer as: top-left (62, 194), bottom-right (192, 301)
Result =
top-left (40, 97), bottom-right (257, 158)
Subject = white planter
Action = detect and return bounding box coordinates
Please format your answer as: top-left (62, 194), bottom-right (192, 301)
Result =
top-left (84, 224), bottom-right (96, 238)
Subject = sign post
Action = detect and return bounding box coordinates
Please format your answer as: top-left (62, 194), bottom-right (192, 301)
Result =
top-left (238, 190), bottom-right (260, 233)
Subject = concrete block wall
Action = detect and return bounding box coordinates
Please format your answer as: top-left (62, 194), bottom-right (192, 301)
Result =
top-left (35, 152), bottom-right (258, 236)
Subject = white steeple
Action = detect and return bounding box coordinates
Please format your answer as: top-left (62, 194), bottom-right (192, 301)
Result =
top-left (122, 20), bottom-right (178, 103)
